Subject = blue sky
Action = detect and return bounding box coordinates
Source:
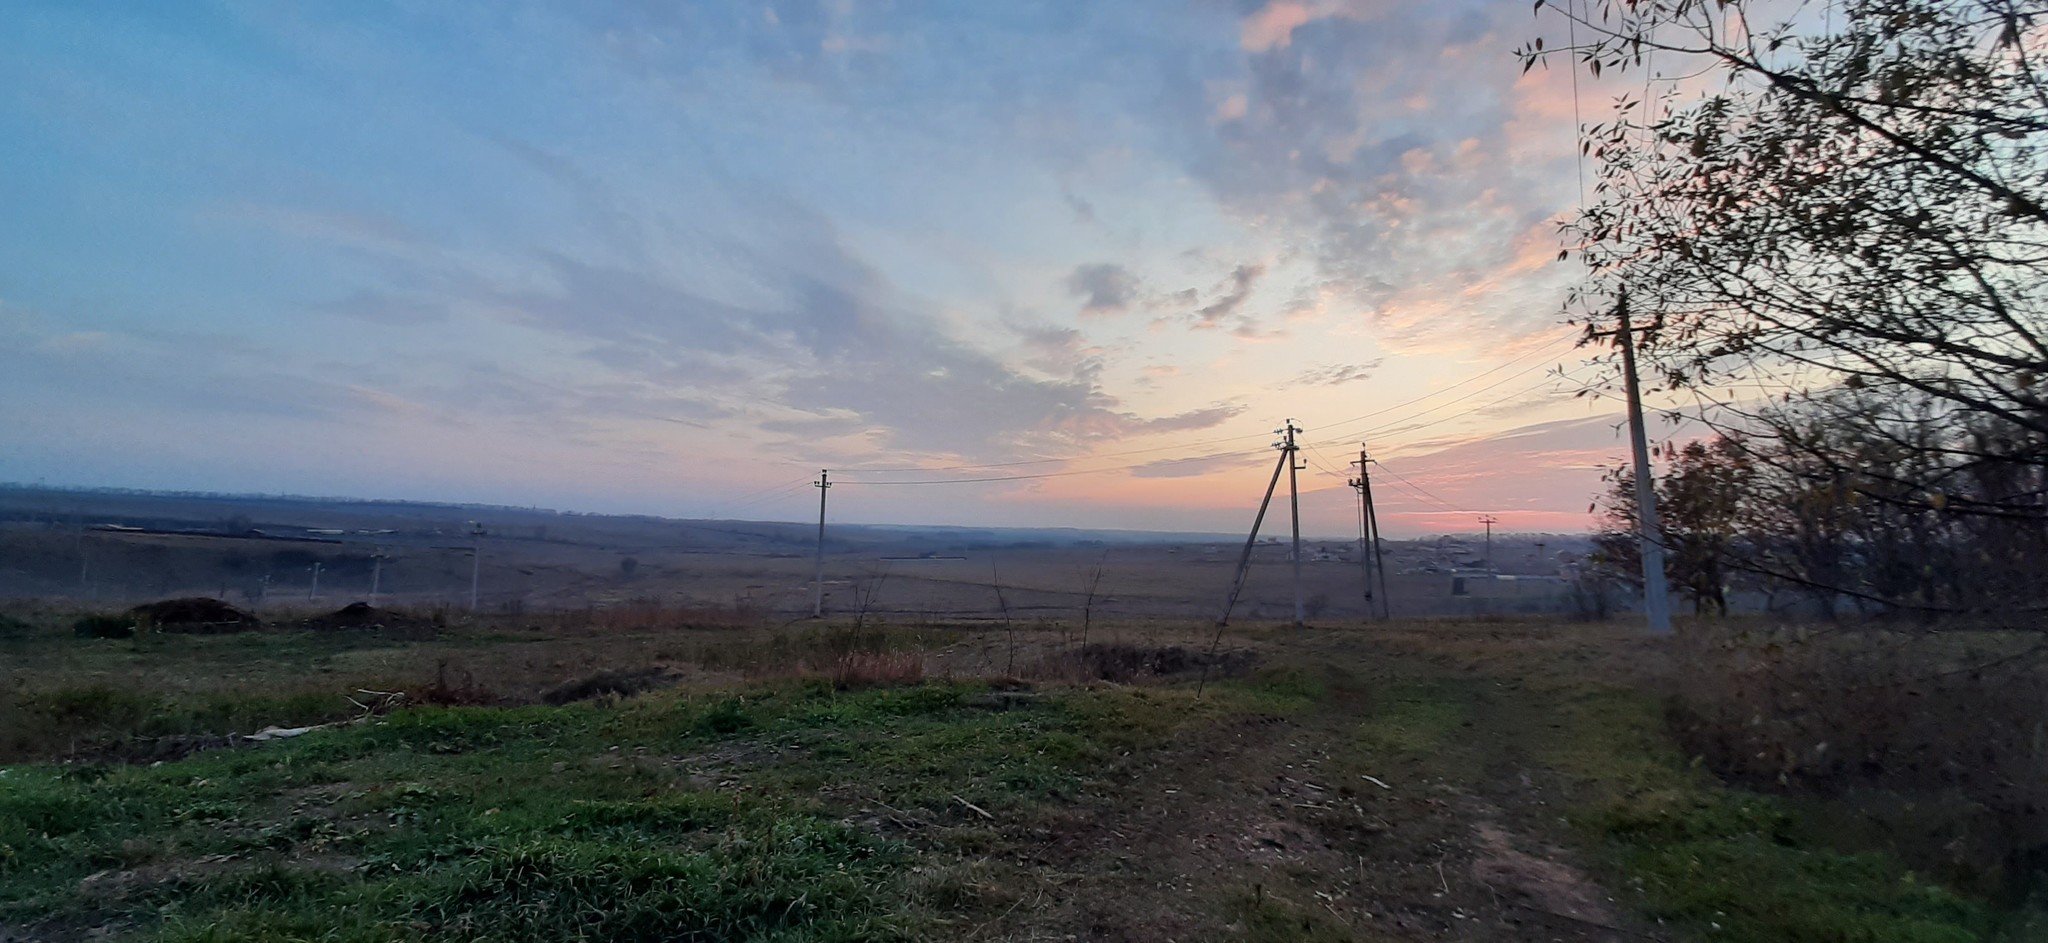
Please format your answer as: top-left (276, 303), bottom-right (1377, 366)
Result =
top-left (0, 0), bottom-right (1643, 535)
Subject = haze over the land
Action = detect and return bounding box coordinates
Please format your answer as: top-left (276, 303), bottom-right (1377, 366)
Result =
top-left (0, 1), bottom-right (1648, 536)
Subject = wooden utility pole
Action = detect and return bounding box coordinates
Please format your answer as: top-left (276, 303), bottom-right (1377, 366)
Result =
top-left (1478, 514), bottom-right (1499, 567)
top-left (1614, 296), bottom-right (1674, 635)
top-left (1217, 436), bottom-right (1291, 626)
top-left (813, 469), bottom-right (831, 618)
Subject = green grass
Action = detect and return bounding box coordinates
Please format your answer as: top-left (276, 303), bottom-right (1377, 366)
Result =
top-left (7, 620), bottom-right (2041, 941)
top-left (1307, 670), bottom-right (2020, 943)
top-left (2, 683), bottom-right (374, 762)
top-left (0, 677), bottom-right (1262, 941)
top-left (1353, 682), bottom-right (1469, 756)
top-left (1506, 682), bottom-right (2009, 942)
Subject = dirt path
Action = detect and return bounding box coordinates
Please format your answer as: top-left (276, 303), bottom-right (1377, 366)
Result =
top-left (992, 643), bottom-right (1659, 942)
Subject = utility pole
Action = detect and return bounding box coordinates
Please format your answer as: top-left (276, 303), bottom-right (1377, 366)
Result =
top-left (369, 550), bottom-right (387, 607)
top-left (308, 562), bottom-right (322, 601)
top-left (1478, 515), bottom-right (1499, 568)
top-left (1348, 449), bottom-right (1374, 621)
top-left (1282, 420), bottom-right (1305, 628)
top-left (813, 469), bottom-right (831, 618)
top-left (468, 521), bottom-right (486, 613)
top-left (1217, 432), bottom-right (1292, 626)
top-left (1614, 294), bottom-right (1674, 635)
top-left (75, 513), bottom-right (89, 595)
top-left (1355, 447), bottom-right (1391, 620)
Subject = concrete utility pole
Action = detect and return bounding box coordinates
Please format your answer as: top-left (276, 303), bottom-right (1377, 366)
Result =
top-left (813, 469), bottom-right (831, 618)
top-left (468, 521), bottom-right (486, 613)
top-left (369, 550), bottom-right (387, 607)
top-left (1614, 295), bottom-right (1674, 635)
top-left (75, 513), bottom-right (89, 595)
top-left (1282, 420), bottom-right (1305, 628)
top-left (1217, 435), bottom-right (1291, 626)
top-left (1352, 447), bottom-right (1392, 621)
top-left (1478, 515), bottom-right (1499, 568)
top-left (308, 562), bottom-right (322, 601)
top-left (1348, 449), bottom-right (1374, 621)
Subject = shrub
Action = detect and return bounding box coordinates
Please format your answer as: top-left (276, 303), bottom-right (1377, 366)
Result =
top-left (692, 698), bottom-right (756, 736)
top-left (412, 660), bottom-right (504, 706)
top-left (1669, 623), bottom-right (2048, 895)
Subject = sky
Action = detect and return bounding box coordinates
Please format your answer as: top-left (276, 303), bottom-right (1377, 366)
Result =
top-left (0, 0), bottom-right (1660, 537)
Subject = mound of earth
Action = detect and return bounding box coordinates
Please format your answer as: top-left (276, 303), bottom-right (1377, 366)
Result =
top-left (303, 602), bottom-right (436, 635)
top-left (129, 598), bottom-right (260, 634)
top-left (328, 601), bottom-right (380, 625)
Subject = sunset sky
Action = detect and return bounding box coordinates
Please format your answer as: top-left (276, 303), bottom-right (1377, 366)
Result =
top-left (0, 1), bottom-right (1666, 537)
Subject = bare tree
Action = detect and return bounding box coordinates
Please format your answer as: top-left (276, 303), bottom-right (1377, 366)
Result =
top-left (1076, 554), bottom-right (1108, 648)
top-left (849, 563), bottom-right (890, 631)
top-left (1523, 0), bottom-right (2048, 613)
top-left (991, 561), bottom-right (1016, 676)
top-left (1522, 1), bottom-right (2048, 450)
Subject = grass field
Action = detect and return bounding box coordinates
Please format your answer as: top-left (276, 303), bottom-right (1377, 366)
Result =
top-left (1, 610), bottom-right (2040, 942)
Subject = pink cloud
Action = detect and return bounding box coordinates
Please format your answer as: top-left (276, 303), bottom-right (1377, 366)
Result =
top-left (1215, 92), bottom-right (1249, 122)
top-left (1240, 0), bottom-right (1393, 52)
top-left (1241, 1), bottom-right (1317, 52)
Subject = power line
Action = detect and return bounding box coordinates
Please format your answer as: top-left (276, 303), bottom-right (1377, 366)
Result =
top-left (1300, 443), bottom-right (1355, 481)
top-left (835, 362), bottom-right (1588, 493)
top-left (1351, 365), bottom-right (1595, 459)
top-left (833, 332), bottom-right (1585, 480)
top-left (1344, 358), bottom-right (1579, 443)
top-left (835, 429), bottom-right (1274, 475)
top-left (1373, 461), bottom-right (1481, 515)
top-left (1311, 333), bottom-right (1581, 437)
top-left (710, 478), bottom-right (816, 517)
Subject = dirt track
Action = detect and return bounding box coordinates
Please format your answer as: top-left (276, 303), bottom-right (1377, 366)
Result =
top-left (958, 629), bottom-right (1662, 942)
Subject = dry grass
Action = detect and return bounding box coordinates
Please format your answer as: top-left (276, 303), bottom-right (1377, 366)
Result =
top-left (829, 650), bottom-right (926, 688)
top-left (1021, 642), bottom-right (1259, 683)
top-left (1669, 621), bottom-right (2048, 894)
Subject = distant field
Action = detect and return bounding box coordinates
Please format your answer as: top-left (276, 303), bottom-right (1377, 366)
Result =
top-left (0, 488), bottom-right (1591, 621)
